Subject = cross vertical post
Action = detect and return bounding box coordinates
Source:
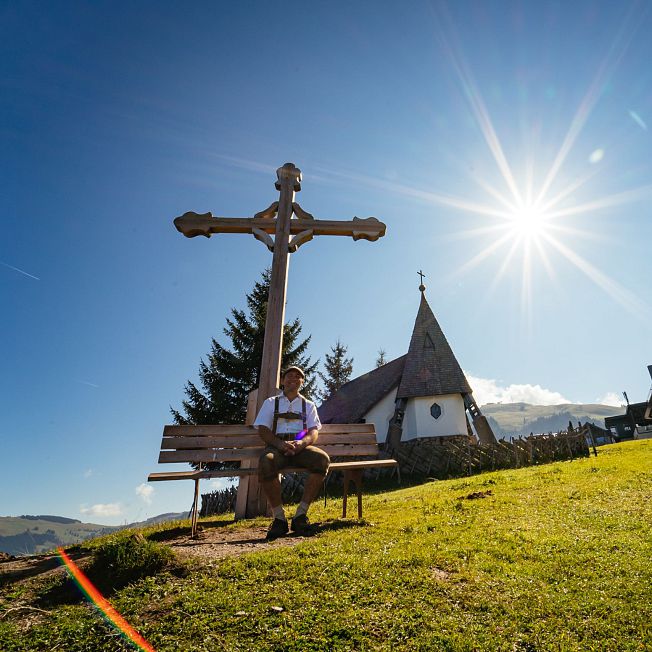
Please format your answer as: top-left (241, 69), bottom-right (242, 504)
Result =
top-left (245, 163), bottom-right (300, 516)
top-left (256, 164), bottom-right (301, 412)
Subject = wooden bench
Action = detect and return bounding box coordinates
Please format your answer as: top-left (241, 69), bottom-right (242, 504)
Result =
top-left (148, 422), bottom-right (399, 536)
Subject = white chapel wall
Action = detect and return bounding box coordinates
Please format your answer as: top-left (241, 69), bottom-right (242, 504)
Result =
top-left (402, 394), bottom-right (467, 440)
top-left (363, 386), bottom-right (398, 443)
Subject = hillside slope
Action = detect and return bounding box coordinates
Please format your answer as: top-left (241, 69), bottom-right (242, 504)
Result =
top-left (1, 440), bottom-right (650, 651)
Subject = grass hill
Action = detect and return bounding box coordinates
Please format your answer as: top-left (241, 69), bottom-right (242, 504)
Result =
top-left (481, 402), bottom-right (619, 437)
top-left (0, 513), bottom-right (187, 556)
top-left (1, 440), bottom-right (650, 650)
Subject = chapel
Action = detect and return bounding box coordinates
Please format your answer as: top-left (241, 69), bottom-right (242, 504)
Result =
top-left (318, 283), bottom-right (496, 446)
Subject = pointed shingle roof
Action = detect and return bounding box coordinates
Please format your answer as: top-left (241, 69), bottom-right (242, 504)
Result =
top-left (318, 355), bottom-right (406, 424)
top-left (396, 291), bottom-right (472, 399)
top-left (318, 290), bottom-right (473, 423)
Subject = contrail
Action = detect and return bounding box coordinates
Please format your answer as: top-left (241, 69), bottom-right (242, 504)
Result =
top-left (76, 380), bottom-right (100, 388)
top-left (629, 110), bottom-right (648, 131)
top-left (1, 261), bottom-right (40, 280)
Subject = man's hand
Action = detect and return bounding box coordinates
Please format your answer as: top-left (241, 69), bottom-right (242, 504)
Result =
top-left (283, 440), bottom-right (306, 456)
top-left (276, 440), bottom-right (295, 455)
top-left (284, 428), bottom-right (318, 455)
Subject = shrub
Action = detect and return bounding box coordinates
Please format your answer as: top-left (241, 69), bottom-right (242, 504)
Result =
top-left (86, 533), bottom-right (175, 593)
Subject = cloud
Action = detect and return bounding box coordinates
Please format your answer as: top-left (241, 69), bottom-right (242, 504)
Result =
top-left (596, 392), bottom-right (623, 407)
top-left (466, 372), bottom-right (570, 405)
top-left (208, 478), bottom-right (236, 491)
top-left (83, 468), bottom-right (93, 479)
top-left (80, 503), bottom-right (122, 517)
top-left (136, 483), bottom-right (154, 504)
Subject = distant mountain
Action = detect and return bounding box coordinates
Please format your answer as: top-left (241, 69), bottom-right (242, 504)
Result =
top-left (481, 402), bottom-right (620, 439)
top-left (0, 512), bottom-right (188, 556)
top-left (19, 515), bottom-right (81, 524)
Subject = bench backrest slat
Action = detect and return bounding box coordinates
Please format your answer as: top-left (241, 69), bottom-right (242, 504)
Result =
top-left (162, 423), bottom-right (375, 437)
top-left (158, 443), bottom-right (380, 465)
top-left (163, 424), bottom-right (255, 437)
top-left (160, 431), bottom-right (377, 451)
top-left (160, 449), bottom-right (258, 464)
top-left (161, 435), bottom-right (262, 449)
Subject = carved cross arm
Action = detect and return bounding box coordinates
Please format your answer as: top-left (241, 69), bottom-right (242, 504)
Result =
top-left (174, 211), bottom-right (386, 242)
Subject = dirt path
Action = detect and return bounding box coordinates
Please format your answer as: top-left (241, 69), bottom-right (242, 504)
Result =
top-left (166, 524), bottom-right (311, 561)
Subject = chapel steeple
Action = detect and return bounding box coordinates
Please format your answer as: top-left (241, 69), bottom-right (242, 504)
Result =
top-left (396, 282), bottom-right (472, 400)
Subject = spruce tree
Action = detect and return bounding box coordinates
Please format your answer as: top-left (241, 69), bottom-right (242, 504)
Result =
top-left (375, 348), bottom-right (387, 368)
top-left (319, 340), bottom-right (353, 400)
top-left (171, 268), bottom-right (318, 427)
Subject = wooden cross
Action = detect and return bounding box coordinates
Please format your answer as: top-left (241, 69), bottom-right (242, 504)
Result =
top-left (175, 162), bottom-right (386, 516)
top-left (175, 163), bottom-right (386, 412)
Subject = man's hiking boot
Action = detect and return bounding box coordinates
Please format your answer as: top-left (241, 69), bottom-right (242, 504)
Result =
top-left (290, 514), bottom-right (316, 537)
top-left (266, 518), bottom-right (289, 541)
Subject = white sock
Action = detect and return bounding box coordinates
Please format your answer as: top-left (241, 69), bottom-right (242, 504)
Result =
top-left (294, 502), bottom-right (309, 518)
top-left (272, 505), bottom-right (287, 521)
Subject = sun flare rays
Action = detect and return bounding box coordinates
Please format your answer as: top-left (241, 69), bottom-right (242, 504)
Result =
top-left (425, 3), bottom-right (652, 324)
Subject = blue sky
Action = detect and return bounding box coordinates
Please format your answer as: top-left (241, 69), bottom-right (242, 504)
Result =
top-left (2, 1), bottom-right (651, 525)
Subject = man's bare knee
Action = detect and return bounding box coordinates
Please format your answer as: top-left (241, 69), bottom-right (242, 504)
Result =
top-left (258, 452), bottom-right (279, 481)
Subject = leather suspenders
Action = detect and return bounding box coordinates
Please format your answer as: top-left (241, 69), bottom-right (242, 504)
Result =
top-left (272, 397), bottom-right (280, 436)
top-left (272, 396), bottom-right (307, 439)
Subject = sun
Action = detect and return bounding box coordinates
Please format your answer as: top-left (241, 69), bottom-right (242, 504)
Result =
top-left (509, 203), bottom-right (548, 239)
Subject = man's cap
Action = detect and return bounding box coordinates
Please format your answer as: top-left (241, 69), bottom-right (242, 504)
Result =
top-left (282, 365), bottom-right (305, 379)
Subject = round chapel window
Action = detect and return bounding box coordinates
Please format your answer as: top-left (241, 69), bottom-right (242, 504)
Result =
top-left (430, 402), bottom-right (442, 419)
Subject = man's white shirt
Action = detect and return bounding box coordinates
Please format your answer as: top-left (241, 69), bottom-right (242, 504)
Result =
top-left (253, 393), bottom-right (322, 437)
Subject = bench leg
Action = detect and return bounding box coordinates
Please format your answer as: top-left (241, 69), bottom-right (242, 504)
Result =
top-left (342, 470), bottom-right (364, 519)
top-left (342, 471), bottom-right (350, 518)
top-left (190, 478), bottom-right (200, 538)
top-left (234, 460), bottom-right (253, 520)
top-left (353, 470), bottom-right (363, 519)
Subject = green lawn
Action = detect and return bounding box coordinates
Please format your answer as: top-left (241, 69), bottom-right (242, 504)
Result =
top-left (2, 440), bottom-right (650, 651)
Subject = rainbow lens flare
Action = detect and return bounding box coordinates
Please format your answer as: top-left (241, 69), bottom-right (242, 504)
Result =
top-left (57, 547), bottom-right (155, 652)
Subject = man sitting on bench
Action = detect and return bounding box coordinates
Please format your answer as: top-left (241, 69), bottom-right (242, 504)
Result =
top-left (254, 366), bottom-right (330, 540)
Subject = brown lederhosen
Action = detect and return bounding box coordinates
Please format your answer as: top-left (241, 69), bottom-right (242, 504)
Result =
top-left (258, 396), bottom-right (330, 481)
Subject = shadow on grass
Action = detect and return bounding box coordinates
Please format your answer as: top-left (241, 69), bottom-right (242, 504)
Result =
top-left (322, 473), bottom-right (422, 503)
top-left (36, 574), bottom-right (84, 608)
top-left (176, 517), bottom-right (365, 548)
top-left (147, 517), bottom-right (236, 542)
top-left (0, 553), bottom-right (63, 584)
top-left (313, 519), bottom-right (369, 535)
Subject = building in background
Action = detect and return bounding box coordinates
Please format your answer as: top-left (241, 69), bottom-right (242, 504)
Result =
top-left (604, 365), bottom-right (652, 440)
top-left (319, 284), bottom-right (496, 446)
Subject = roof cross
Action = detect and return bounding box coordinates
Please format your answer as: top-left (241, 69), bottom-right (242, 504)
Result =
top-left (418, 269), bottom-right (426, 292)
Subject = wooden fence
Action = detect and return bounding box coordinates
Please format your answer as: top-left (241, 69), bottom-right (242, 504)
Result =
top-left (199, 485), bottom-right (237, 517)
top-left (393, 427), bottom-right (593, 479)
